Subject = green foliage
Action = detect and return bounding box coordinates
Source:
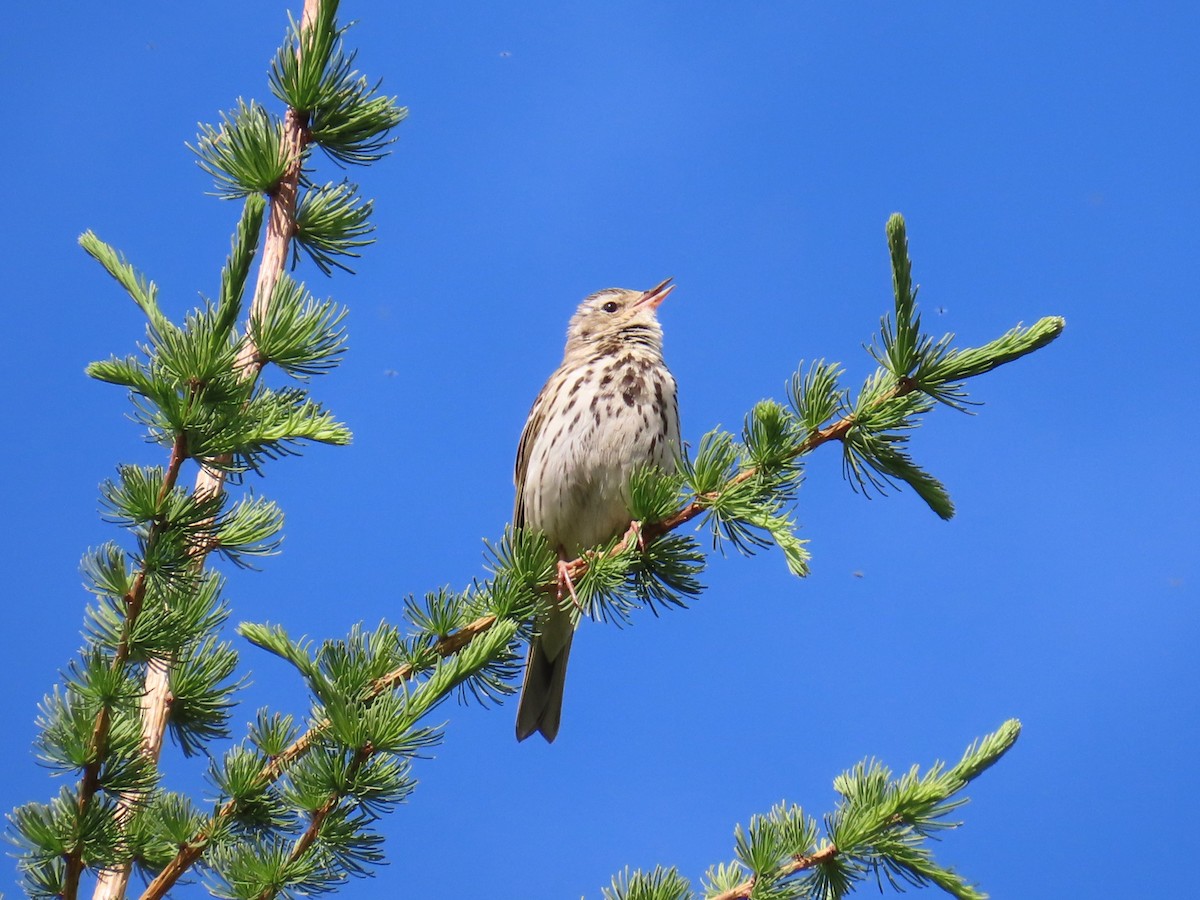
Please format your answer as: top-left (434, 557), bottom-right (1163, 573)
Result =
top-left (611, 212), bottom-right (1067, 590)
top-left (819, 720), bottom-right (1022, 899)
top-left (646, 210), bottom-right (1062, 571)
top-left (250, 274), bottom-right (348, 377)
top-left (78, 231), bottom-right (169, 334)
top-left (787, 359), bottom-right (847, 433)
top-left (605, 866), bottom-right (694, 900)
top-left (915, 317), bottom-right (1065, 410)
top-left (268, 3), bottom-right (340, 111)
top-left (192, 99), bottom-right (290, 199)
top-left (673, 416), bottom-right (811, 578)
top-left (293, 180), bottom-right (374, 274)
top-left (86, 279), bottom-right (352, 471)
top-left (169, 636), bottom-right (243, 755)
top-left (250, 710), bottom-right (303, 757)
top-left (199, 613), bottom-right (525, 898)
top-left (307, 63), bottom-right (406, 166)
top-left (269, 1), bottom-right (407, 166)
top-left (85, 567), bottom-right (227, 662)
top-left (35, 670), bottom-right (142, 783)
top-left (11, 788), bottom-right (127, 899)
top-left (126, 792), bottom-right (208, 873)
top-left (218, 195), bottom-right (268, 331)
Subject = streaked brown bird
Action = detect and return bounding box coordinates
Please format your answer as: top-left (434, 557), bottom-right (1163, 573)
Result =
top-left (514, 279), bottom-right (681, 742)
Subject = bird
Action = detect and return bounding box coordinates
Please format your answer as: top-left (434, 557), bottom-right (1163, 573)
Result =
top-left (514, 278), bottom-right (681, 742)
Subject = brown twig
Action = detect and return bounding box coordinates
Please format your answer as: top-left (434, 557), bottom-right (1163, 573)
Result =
top-left (62, 433), bottom-right (190, 899)
top-left (253, 744), bottom-right (372, 900)
top-left (708, 845), bottom-right (839, 900)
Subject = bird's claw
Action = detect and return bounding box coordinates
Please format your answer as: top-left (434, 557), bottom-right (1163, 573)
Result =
top-left (556, 558), bottom-right (585, 618)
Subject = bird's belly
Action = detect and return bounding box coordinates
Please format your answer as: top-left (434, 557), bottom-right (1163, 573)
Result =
top-left (523, 401), bottom-right (671, 555)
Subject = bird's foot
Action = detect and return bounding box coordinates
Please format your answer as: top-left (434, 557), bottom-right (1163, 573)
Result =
top-left (629, 519), bottom-right (647, 553)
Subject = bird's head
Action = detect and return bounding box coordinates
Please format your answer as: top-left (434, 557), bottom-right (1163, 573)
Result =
top-left (563, 278), bottom-right (675, 359)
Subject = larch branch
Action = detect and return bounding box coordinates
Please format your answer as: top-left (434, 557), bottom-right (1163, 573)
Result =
top-left (62, 431), bottom-right (190, 900)
top-left (90, 3), bottom-right (322, 899)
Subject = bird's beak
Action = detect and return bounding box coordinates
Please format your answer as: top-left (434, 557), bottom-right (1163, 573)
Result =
top-left (638, 277), bottom-right (676, 309)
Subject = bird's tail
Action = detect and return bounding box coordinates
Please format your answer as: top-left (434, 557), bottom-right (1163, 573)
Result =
top-left (515, 630), bottom-right (574, 743)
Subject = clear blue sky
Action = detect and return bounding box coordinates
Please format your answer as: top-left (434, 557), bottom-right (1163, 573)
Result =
top-left (4, 2), bottom-right (1196, 897)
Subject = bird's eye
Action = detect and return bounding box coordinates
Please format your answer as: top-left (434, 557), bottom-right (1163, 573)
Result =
top-left (601, 300), bottom-right (620, 313)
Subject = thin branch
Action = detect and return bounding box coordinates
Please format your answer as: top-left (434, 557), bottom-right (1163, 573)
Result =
top-left (62, 432), bottom-right (190, 899)
top-left (708, 845), bottom-right (839, 900)
top-left (564, 379), bottom-right (914, 583)
top-left (255, 746), bottom-right (372, 900)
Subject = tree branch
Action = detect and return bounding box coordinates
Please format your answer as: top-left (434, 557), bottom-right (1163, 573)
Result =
top-left (563, 380), bottom-right (908, 583)
top-left (255, 745), bottom-right (372, 900)
top-left (89, 4), bottom-right (322, 899)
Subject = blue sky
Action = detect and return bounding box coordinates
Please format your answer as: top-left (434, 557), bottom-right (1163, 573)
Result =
top-left (3, 2), bottom-right (1197, 897)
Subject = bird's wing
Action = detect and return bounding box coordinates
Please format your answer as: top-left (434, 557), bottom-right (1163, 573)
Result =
top-left (513, 374), bottom-right (553, 530)
top-left (666, 373), bottom-right (683, 467)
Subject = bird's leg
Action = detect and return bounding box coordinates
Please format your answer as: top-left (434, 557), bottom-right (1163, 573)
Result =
top-left (629, 519), bottom-right (647, 553)
top-left (556, 555), bottom-right (586, 617)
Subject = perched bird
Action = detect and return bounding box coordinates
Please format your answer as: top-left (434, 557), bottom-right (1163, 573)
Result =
top-left (514, 279), bottom-right (681, 742)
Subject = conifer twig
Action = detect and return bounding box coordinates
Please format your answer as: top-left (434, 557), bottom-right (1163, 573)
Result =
top-left (255, 746), bottom-right (371, 900)
top-left (708, 845), bottom-right (839, 900)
